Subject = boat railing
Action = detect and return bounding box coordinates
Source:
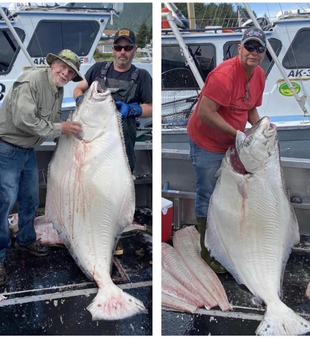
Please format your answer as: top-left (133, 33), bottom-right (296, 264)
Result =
top-left (0, 4), bottom-right (120, 21)
top-left (162, 25), bottom-right (273, 35)
top-left (162, 67), bottom-right (199, 128)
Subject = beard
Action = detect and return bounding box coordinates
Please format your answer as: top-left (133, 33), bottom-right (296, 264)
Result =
top-left (114, 52), bottom-right (135, 68)
top-left (52, 73), bottom-right (69, 88)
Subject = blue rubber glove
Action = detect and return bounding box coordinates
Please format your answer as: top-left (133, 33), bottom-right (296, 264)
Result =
top-left (75, 95), bottom-right (84, 106)
top-left (115, 101), bottom-right (143, 119)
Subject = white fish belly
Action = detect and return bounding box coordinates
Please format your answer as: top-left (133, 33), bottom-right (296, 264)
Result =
top-left (207, 158), bottom-right (299, 304)
top-left (46, 130), bottom-right (135, 282)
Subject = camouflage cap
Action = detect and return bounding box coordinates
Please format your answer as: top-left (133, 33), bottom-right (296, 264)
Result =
top-left (46, 49), bottom-right (83, 82)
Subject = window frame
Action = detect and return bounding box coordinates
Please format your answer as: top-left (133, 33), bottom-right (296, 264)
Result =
top-left (27, 19), bottom-right (100, 57)
top-left (282, 28), bottom-right (310, 69)
top-left (162, 42), bottom-right (216, 89)
top-left (0, 27), bottom-right (25, 75)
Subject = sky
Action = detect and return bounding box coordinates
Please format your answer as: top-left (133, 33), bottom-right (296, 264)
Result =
top-left (243, 2), bottom-right (310, 19)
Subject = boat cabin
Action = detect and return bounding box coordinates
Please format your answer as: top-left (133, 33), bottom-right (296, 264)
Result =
top-left (162, 16), bottom-right (310, 127)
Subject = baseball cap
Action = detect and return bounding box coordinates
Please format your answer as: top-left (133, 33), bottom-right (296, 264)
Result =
top-left (46, 49), bottom-right (83, 82)
top-left (241, 27), bottom-right (266, 47)
top-left (113, 28), bottom-right (136, 44)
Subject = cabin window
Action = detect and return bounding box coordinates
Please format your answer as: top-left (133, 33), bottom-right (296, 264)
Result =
top-left (283, 28), bottom-right (310, 69)
top-left (27, 20), bottom-right (99, 57)
top-left (162, 44), bottom-right (216, 89)
top-left (223, 38), bottom-right (282, 77)
top-left (0, 28), bottom-right (25, 74)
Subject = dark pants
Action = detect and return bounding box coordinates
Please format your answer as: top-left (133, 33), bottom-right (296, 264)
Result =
top-left (0, 140), bottom-right (38, 262)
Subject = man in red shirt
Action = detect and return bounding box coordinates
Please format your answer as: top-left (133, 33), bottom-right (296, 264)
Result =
top-left (187, 27), bottom-right (266, 273)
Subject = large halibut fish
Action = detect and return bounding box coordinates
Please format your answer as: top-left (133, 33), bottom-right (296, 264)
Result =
top-left (206, 117), bottom-right (310, 335)
top-left (45, 81), bottom-right (146, 320)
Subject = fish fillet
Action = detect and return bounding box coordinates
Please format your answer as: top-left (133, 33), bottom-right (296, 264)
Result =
top-left (162, 268), bottom-right (202, 308)
top-left (162, 293), bottom-right (197, 314)
top-left (162, 242), bottom-right (217, 309)
top-left (173, 227), bottom-right (231, 312)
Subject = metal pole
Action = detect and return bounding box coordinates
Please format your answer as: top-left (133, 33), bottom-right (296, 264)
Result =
top-left (0, 5), bottom-right (38, 70)
top-left (162, 12), bottom-right (205, 90)
top-left (243, 3), bottom-right (308, 117)
top-left (187, 3), bottom-right (196, 30)
top-left (165, 3), bottom-right (187, 29)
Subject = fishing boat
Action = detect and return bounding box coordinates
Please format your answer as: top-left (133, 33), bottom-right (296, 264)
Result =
top-left (162, 3), bottom-right (310, 157)
top-left (0, 2), bottom-right (152, 202)
top-left (134, 47), bottom-right (153, 62)
top-left (162, 2), bottom-right (310, 225)
top-left (161, 3), bottom-right (310, 335)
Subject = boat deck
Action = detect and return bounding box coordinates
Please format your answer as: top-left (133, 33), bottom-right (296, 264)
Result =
top-left (0, 211), bottom-right (152, 335)
top-left (162, 235), bottom-right (310, 336)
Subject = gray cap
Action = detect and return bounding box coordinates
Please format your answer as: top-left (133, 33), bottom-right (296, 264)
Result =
top-left (241, 27), bottom-right (266, 47)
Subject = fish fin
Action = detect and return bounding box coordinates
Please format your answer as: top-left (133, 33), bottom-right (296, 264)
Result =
top-left (279, 209), bottom-right (300, 296)
top-left (256, 300), bottom-right (310, 335)
top-left (87, 284), bottom-right (146, 320)
top-left (116, 103), bottom-right (133, 177)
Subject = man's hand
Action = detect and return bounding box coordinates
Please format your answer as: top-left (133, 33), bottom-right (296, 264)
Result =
top-left (61, 121), bottom-right (83, 136)
top-left (115, 101), bottom-right (142, 119)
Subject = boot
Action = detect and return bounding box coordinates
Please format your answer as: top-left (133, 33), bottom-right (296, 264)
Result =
top-left (196, 217), bottom-right (226, 274)
top-left (15, 239), bottom-right (50, 257)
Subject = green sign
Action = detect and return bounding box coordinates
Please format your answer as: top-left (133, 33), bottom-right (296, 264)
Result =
top-left (279, 81), bottom-right (301, 96)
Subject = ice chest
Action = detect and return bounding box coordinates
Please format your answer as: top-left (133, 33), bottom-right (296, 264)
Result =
top-left (162, 197), bottom-right (173, 242)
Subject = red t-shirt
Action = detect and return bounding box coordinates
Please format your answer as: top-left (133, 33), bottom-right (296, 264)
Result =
top-left (187, 56), bottom-right (265, 153)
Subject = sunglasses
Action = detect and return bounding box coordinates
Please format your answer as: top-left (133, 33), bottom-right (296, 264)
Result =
top-left (243, 43), bottom-right (266, 54)
top-left (113, 45), bottom-right (134, 52)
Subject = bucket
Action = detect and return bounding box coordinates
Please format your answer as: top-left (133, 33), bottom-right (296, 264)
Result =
top-left (162, 197), bottom-right (173, 242)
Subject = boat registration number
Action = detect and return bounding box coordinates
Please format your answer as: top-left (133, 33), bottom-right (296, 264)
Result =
top-left (0, 83), bottom-right (5, 101)
top-left (287, 69), bottom-right (310, 77)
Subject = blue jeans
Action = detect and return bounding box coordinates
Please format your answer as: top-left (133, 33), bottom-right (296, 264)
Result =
top-left (189, 138), bottom-right (225, 218)
top-left (0, 140), bottom-right (39, 262)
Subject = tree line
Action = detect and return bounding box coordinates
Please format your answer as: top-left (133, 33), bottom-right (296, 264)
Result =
top-left (172, 3), bottom-right (256, 28)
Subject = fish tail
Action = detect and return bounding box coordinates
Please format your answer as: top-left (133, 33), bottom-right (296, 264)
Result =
top-left (256, 300), bottom-right (310, 335)
top-left (87, 284), bottom-right (147, 321)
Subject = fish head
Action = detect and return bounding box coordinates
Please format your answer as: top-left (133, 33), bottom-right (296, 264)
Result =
top-left (235, 116), bottom-right (278, 173)
top-left (76, 81), bottom-right (117, 141)
top-left (85, 81), bottom-right (111, 103)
